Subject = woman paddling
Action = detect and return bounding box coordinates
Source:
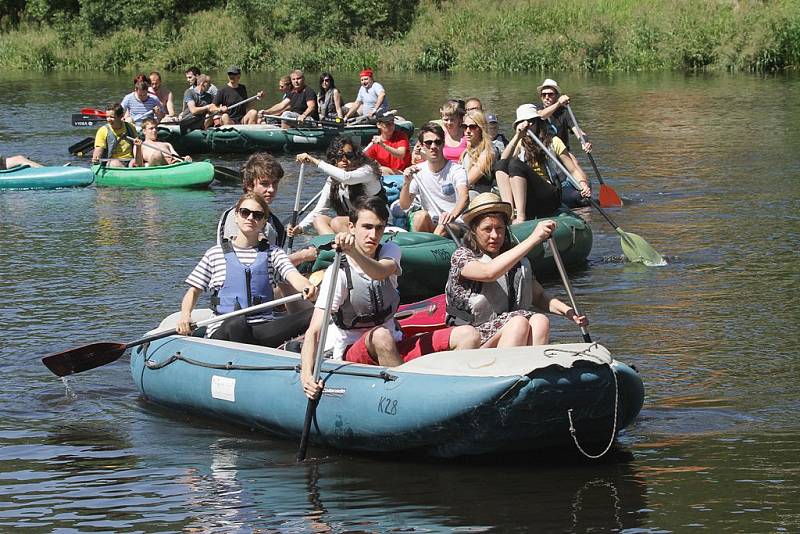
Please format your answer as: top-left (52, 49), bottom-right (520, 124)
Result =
top-left (445, 192), bottom-right (587, 348)
top-left (500, 104), bottom-right (591, 223)
top-left (291, 138), bottom-right (386, 236)
top-left (177, 192), bottom-right (317, 346)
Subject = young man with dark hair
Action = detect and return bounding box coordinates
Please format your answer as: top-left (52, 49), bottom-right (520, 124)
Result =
top-left (91, 102), bottom-right (137, 167)
top-left (300, 196), bottom-right (480, 399)
top-left (213, 66), bottom-right (263, 125)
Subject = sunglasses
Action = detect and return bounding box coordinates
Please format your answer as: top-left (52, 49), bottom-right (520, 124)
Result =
top-left (422, 139), bottom-right (443, 148)
top-left (464, 123), bottom-right (481, 131)
top-left (541, 91), bottom-right (557, 98)
top-left (336, 151), bottom-right (356, 160)
top-left (237, 207), bottom-right (266, 221)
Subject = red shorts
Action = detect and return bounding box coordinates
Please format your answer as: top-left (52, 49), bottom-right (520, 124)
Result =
top-left (344, 327), bottom-right (454, 365)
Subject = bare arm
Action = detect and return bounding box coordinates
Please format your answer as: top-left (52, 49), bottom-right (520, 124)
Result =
top-left (465, 150), bottom-right (491, 186)
top-left (298, 97), bottom-right (316, 121)
top-left (300, 308), bottom-right (326, 399)
top-left (398, 168), bottom-right (417, 210)
top-left (460, 220), bottom-right (556, 282)
top-left (537, 94), bottom-right (570, 120)
top-left (371, 91), bottom-right (386, 116)
top-left (177, 286), bottom-right (203, 335)
top-left (337, 233), bottom-right (398, 281)
top-left (264, 98), bottom-right (291, 115)
top-left (333, 89), bottom-right (344, 118)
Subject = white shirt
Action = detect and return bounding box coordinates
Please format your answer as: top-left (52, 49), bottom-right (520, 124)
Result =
top-left (409, 160), bottom-right (468, 220)
top-left (356, 82), bottom-right (388, 116)
top-left (297, 162), bottom-right (382, 231)
top-left (315, 242), bottom-right (402, 359)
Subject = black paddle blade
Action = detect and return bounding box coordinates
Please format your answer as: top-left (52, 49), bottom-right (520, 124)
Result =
top-left (41, 342), bottom-right (128, 377)
top-left (68, 137), bottom-right (94, 156)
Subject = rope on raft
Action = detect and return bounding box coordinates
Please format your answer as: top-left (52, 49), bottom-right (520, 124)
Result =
top-left (144, 352), bottom-right (397, 382)
top-left (542, 342), bottom-right (620, 459)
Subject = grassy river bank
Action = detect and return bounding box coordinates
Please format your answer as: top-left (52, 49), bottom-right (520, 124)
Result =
top-left (1, 0), bottom-right (798, 72)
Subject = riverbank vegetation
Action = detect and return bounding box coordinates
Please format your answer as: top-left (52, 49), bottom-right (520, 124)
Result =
top-left (1, 0), bottom-right (798, 72)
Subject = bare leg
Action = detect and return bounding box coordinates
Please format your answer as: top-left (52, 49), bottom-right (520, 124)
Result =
top-left (510, 174), bottom-right (527, 224)
top-left (495, 169), bottom-right (513, 209)
top-left (220, 113), bottom-right (234, 125)
top-left (529, 314), bottom-right (550, 345)
top-left (411, 210), bottom-right (435, 233)
top-left (481, 315), bottom-right (531, 348)
top-left (330, 216), bottom-right (351, 233)
top-left (108, 159), bottom-right (126, 168)
top-left (448, 325), bottom-right (481, 350)
top-left (242, 109), bottom-right (259, 125)
top-left (312, 215), bottom-right (334, 235)
top-left (7, 155), bottom-right (43, 168)
top-left (365, 327), bottom-right (403, 367)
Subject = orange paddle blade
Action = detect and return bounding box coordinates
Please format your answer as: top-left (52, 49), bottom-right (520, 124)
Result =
top-left (599, 184), bottom-right (623, 207)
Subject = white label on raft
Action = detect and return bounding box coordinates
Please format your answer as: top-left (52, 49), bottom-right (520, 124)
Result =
top-left (211, 375), bottom-right (236, 402)
top-left (291, 136), bottom-right (318, 144)
top-left (542, 240), bottom-right (553, 258)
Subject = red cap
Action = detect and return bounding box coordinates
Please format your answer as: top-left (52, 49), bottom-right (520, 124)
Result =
top-left (359, 68), bottom-right (374, 78)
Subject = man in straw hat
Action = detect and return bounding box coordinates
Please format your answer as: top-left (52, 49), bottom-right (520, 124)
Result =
top-left (534, 78), bottom-right (591, 154)
top-left (445, 192), bottom-right (588, 348)
top-left (344, 68), bottom-right (389, 120)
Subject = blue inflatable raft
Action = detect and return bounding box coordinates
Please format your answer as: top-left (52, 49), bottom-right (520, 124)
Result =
top-left (131, 317), bottom-right (644, 458)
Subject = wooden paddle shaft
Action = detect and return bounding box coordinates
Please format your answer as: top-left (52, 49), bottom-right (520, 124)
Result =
top-left (548, 237), bottom-right (591, 343)
top-left (297, 249), bottom-right (342, 461)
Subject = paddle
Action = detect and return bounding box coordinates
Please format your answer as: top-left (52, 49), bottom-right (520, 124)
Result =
top-left (68, 137), bottom-right (95, 156)
top-left (527, 131), bottom-right (665, 266)
top-left (282, 190), bottom-right (323, 226)
top-left (548, 237), bottom-right (591, 342)
top-left (125, 135), bottom-right (188, 163)
top-left (180, 93), bottom-right (261, 130)
top-left (297, 249), bottom-right (343, 462)
top-left (565, 104), bottom-right (622, 208)
top-left (286, 163), bottom-right (306, 252)
top-left (72, 114), bottom-right (104, 127)
top-left (41, 293), bottom-right (305, 378)
top-left (213, 165), bottom-right (242, 182)
top-left (80, 108), bottom-right (108, 117)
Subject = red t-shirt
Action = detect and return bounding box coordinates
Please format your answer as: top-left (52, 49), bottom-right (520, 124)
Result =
top-left (365, 131), bottom-right (411, 171)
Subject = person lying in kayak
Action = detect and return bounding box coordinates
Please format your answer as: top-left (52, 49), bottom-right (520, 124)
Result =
top-left (290, 138), bottom-right (386, 236)
top-left (177, 192), bottom-right (318, 346)
top-left (398, 122), bottom-right (469, 237)
top-left (217, 153), bottom-right (317, 266)
top-left (0, 155), bottom-right (43, 169)
top-left (301, 197), bottom-right (479, 398)
top-left (497, 105), bottom-right (590, 224)
top-left (91, 102), bottom-right (137, 167)
top-left (132, 118), bottom-right (191, 167)
top-left (445, 193), bottom-right (587, 348)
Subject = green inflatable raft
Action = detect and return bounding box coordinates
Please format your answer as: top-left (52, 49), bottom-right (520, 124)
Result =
top-left (156, 121), bottom-right (414, 155)
top-left (91, 161), bottom-right (214, 188)
top-left (306, 210), bottom-right (593, 303)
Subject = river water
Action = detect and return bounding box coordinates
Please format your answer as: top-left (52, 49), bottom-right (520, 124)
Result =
top-left (1, 70), bottom-right (798, 532)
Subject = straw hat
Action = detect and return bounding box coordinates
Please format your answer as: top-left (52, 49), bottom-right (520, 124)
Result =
top-left (513, 104), bottom-right (541, 127)
top-left (536, 78), bottom-right (560, 93)
top-left (462, 192), bottom-right (513, 225)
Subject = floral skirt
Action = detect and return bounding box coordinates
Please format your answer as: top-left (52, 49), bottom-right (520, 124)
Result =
top-left (476, 310), bottom-right (537, 345)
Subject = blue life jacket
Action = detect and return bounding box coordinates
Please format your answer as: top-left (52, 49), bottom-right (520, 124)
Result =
top-left (211, 239), bottom-right (275, 315)
top-left (105, 122), bottom-right (138, 159)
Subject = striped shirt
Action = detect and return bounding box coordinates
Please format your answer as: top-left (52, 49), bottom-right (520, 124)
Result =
top-left (121, 92), bottom-right (166, 126)
top-left (186, 242), bottom-right (297, 335)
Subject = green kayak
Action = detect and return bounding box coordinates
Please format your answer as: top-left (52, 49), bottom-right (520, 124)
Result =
top-left (0, 165), bottom-right (94, 190)
top-left (156, 121), bottom-right (414, 155)
top-left (306, 209), bottom-right (593, 303)
top-left (91, 161), bottom-right (214, 188)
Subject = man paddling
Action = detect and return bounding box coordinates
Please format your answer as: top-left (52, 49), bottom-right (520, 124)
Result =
top-left (91, 103), bottom-right (137, 167)
top-left (132, 118), bottom-right (191, 167)
top-left (300, 196), bottom-right (480, 398)
top-left (213, 66), bottom-right (263, 125)
top-left (182, 66), bottom-right (218, 115)
top-left (343, 68), bottom-right (388, 121)
top-left (179, 74), bottom-right (216, 130)
top-left (534, 78), bottom-right (591, 154)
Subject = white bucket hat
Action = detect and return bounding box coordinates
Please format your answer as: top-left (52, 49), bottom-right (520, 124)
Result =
top-left (513, 104), bottom-right (540, 127)
top-left (536, 78), bottom-right (560, 94)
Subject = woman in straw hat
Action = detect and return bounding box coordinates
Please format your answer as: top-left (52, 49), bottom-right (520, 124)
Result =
top-left (445, 192), bottom-right (587, 347)
top-left (497, 104), bottom-right (591, 224)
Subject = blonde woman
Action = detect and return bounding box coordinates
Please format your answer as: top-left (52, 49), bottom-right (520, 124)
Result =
top-left (460, 110), bottom-right (497, 194)
top-left (440, 100), bottom-right (467, 162)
